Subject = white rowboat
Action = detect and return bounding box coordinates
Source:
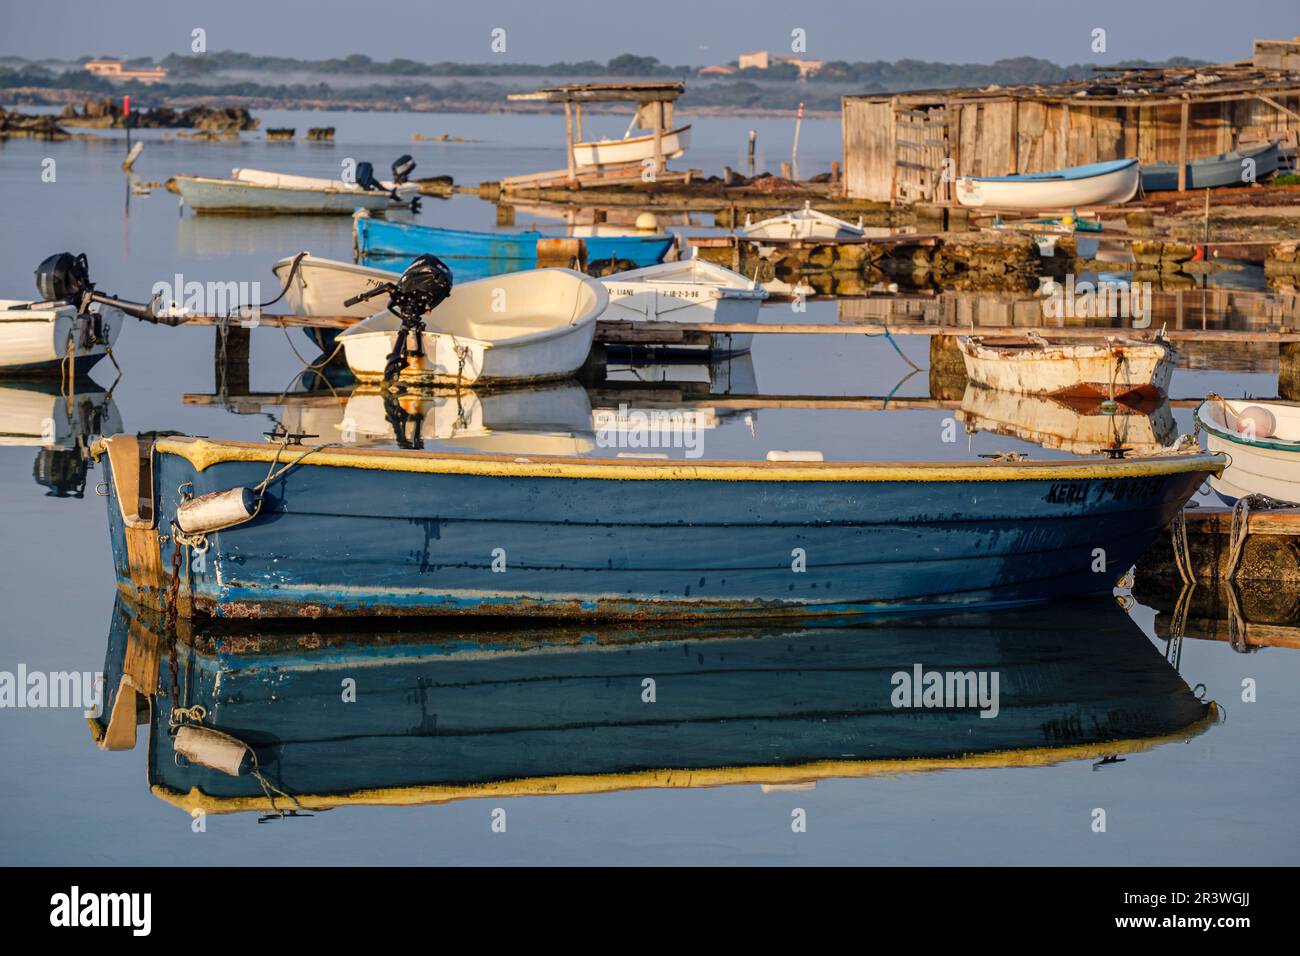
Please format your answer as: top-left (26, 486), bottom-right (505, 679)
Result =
top-left (956, 159), bottom-right (1140, 212)
top-left (272, 255), bottom-right (395, 318)
top-left (0, 299), bottom-right (124, 373)
top-left (959, 333), bottom-right (1176, 404)
top-left (338, 269), bottom-right (606, 386)
top-left (600, 256), bottom-right (767, 354)
top-left (172, 174), bottom-right (398, 215)
top-left (1195, 399), bottom-right (1300, 505)
top-left (741, 202), bottom-right (867, 241)
top-left (573, 125), bottom-right (691, 168)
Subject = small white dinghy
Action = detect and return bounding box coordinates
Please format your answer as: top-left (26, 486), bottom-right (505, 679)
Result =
top-left (956, 159), bottom-right (1140, 212)
top-left (1195, 398), bottom-right (1300, 505)
top-left (959, 333), bottom-right (1176, 405)
top-left (600, 254), bottom-right (767, 354)
top-left (339, 268), bottom-right (606, 386)
top-left (233, 168), bottom-right (419, 204)
top-left (740, 201), bottom-right (866, 241)
top-left (0, 299), bottom-right (123, 374)
top-left (272, 254), bottom-right (395, 318)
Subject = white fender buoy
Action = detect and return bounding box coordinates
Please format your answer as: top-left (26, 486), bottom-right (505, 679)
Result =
top-left (173, 724), bottom-right (251, 776)
top-left (176, 487), bottom-right (257, 534)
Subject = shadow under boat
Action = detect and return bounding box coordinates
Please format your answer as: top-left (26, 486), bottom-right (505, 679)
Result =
top-left (89, 595), bottom-right (1216, 816)
top-left (0, 375), bottom-right (123, 498)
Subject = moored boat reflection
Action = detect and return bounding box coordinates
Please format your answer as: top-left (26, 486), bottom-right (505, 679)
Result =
top-left (89, 596), bottom-right (1216, 816)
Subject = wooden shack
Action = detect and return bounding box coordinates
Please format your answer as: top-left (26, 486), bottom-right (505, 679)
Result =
top-left (843, 51), bottom-right (1300, 204)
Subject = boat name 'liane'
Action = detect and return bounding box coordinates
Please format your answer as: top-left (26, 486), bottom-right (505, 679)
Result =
top-left (890, 665), bottom-right (1000, 718)
top-left (1040, 274), bottom-right (1152, 326)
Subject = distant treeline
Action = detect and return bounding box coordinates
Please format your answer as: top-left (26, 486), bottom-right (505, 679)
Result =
top-left (0, 51), bottom-right (1210, 113)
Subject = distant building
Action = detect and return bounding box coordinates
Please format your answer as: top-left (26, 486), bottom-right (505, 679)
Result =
top-left (698, 65), bottom-right (737, 76)
top-left (84, 59), bottom-right (168, 85)
top-left (737, 51), bottom-right (822, 78)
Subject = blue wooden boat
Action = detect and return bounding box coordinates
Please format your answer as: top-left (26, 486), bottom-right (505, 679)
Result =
top-left (90, 596), bottom-right (1215, 813)
top-left (1141, 142), bottom-right (1279, 193)
top-left (94, 432), bottom-right (1223, 621)
top-left (353, 213), bottom-right (676, 274)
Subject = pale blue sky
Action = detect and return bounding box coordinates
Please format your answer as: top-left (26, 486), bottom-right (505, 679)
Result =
top-left (2, 0), bottom-right (1295, 66)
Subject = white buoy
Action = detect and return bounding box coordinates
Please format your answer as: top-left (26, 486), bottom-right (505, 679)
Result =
top-left (1235, 405), bottom-right (1277, 440)
top-left (635, 212), bottom-right (659, 231)
top-left (173, 724), bottom-right (250, 776)
top-left (766, 450), bottom-right (825, 462)
top-left (176, 487), bottom-right (257, 534)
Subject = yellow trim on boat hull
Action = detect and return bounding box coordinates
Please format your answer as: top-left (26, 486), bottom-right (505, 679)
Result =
top-left (128, 436), bottom-right (1225, 483)
top-left (150, 704), bottom-right (1218, 814)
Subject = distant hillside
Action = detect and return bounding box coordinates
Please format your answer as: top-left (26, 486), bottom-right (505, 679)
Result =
top-left (0, 52), bottom-right (1210, 115)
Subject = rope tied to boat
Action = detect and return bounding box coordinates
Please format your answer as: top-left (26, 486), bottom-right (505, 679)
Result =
top-left (1225, 493), bottom-right (1290, 581)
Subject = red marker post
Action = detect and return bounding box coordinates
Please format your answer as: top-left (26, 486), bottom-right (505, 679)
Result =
top-left (123, 95), bottom-right (131, 151)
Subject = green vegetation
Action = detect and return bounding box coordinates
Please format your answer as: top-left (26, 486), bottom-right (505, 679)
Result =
top-left (0, 51), bottom-right (1210, 113)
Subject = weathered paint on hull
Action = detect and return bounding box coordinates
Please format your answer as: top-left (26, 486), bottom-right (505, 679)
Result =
top-left (93, 596), bottom-right (1214, 811)
top-left (100, 437), bottom-right (1221, 620)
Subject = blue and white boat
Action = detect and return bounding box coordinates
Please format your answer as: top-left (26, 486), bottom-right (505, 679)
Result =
top-left (94, 431), bottom-right (1222, 621)
top-left (91, 596), bottom-right (1215, 814)
top-left (956, 158), bottom-right (1140, 211)
top-left (1141, 142), bottom-right (1279, 193)
top-left (354, 212), bottom-right (676, 275)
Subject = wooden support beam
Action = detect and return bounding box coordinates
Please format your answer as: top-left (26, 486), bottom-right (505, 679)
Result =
top-left (1177, 99), bottom-right (1190, 192)
top-left (653, 101), bottom-right (665, 176)
top-left (214, 325), bottom-right (250, 397)
top-left (564, 102), bottom-right (577, 184)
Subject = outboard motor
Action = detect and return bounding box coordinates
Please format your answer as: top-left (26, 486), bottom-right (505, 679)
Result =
top-left (391, 154), bottom-right (416, 185)
top-left (354, 161), bottom-right (383, 192)
top-left (34, 251), bottom-right (178, 324)
top-left (341, 254), bottom-right (454, 385)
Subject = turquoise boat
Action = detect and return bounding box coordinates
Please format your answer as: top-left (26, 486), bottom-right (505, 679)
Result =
top-left (94, 431), bottom-right (1223, 621)
top-left (353, 213), bottom-right (675, 277)
top-left (1141, 142), bottom-right (1279, 193)
top-left (90, 596), bottom-right (1215, 814)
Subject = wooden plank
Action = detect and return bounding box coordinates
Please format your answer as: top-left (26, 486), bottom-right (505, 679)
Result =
top-left (564, 102), bottom-right (576, 184)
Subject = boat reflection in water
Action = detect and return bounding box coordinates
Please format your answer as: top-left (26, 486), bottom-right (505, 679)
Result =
top-left (957, 385), bottom-right (1178, 457)
top-left (0, 377), bottom-right (123, 497)
top-left (90, 596), bottom-right (1215, 816)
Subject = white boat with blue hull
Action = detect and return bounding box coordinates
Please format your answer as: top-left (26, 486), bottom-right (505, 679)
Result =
top-left (95, 432), bottom-right (1222, 621)
top-left (1195, 398), bottom-right (1300, 505)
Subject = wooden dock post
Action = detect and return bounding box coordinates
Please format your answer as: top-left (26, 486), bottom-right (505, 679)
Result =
top-left (564, 102), bottom-right (577, 185)
top-left (214, 325), bottom-right (250, 397)
top-left (1177, 99), bottom-right (1190, 192)
top-left (496, 203), bottom-right (515, 227)
top-left (1281, 341), bottom-right (1300, 400)
top-left (747, 129), bottom-right (757, 176)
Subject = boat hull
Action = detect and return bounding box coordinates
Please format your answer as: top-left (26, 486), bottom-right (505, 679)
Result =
top-left (354, 215), bottom-right (675, 271)
top-left (0, 301), bottom-right (123, 374)
top-left (98, 435), bottom-right (1221, 620)
top-left (959, 337), bottom-right (1175, 403)
top-left (1141, 142), bottom-right (1280, 192)
top-left (572, 125), bottom-right (691, 167)
top-left (601, 266), bottom-right (764, 354)
top-left (174, 176), bottom-right (394, 214)
top-left (956, 159), bottom-right (1140, 211)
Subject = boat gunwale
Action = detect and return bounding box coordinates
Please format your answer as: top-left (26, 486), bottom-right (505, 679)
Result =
top-left (173, 174), bottom-right (396, 200)
top-left (101, 435), bottom-right (1226, 482)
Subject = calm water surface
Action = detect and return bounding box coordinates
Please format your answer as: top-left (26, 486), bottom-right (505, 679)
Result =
top-left (0, 110), bottom-right (1295, 864)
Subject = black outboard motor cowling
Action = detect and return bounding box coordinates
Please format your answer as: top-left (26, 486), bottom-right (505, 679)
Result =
top-left (354, 161), bottom-right (383, 192)
top-left (35, 252), bottom-right (93, 304)
top-left (391, 154), bottom-right (416, 185)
